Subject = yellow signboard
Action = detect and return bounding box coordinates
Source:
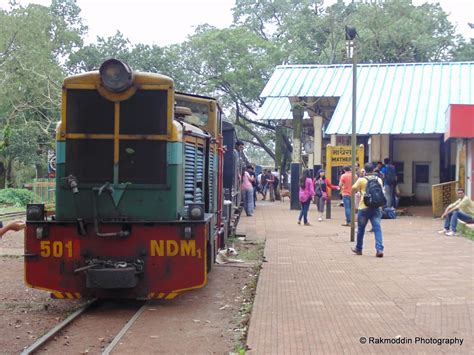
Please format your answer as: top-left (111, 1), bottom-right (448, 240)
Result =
top-left (325, 145), bottom-right (365, 196)
top-left (327, 145), bottom-right (365, 167)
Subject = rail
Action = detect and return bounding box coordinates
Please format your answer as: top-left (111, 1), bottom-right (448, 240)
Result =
top-left (20, 299), bottom-right (148, 355)
top-left (20, 299), bottom-right (98, 355)
top-left (0, 211), bottom-right (25, 221)
top-left (101, 302), bottom-right (149, 355)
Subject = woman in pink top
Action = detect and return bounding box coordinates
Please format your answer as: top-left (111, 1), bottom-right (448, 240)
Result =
top-left (298, 169), bottom-right (315, 225)
top-left (241, 165), bottom-right (255, 216)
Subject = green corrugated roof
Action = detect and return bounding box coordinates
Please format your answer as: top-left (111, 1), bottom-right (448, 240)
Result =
top-left (257, 62), bottom-right (474, 134)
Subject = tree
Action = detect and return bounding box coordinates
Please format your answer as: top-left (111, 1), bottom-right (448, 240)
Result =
top-left (67, 31), bottom-right (133, 73)
top-left (179, 25), bottom-right (284, 161)
top-left (233, 0), bottom-right (461, 64)
top-left (351, 1), bottom-right (458, 63)
top-left (451, 39), bottom-right (474, 61)
top-left (0, 0), bottom-right (86, 186)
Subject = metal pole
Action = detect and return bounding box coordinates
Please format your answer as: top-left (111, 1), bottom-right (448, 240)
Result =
top-left (350, 40), bottom-right (357, 242)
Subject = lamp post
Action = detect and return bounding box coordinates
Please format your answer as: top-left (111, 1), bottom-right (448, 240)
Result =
top-left (346, 25), bottom-right (357, 243)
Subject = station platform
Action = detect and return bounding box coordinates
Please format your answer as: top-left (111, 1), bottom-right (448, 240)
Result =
top-left (237, 199), bottom-right (473, 354)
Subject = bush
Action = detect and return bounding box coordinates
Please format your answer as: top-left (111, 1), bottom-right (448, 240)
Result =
top-left (0, 188), bottom-right (34, 207)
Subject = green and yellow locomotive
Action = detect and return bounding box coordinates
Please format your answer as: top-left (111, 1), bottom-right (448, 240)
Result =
top-left (24, 59), bottom-right (227, 299)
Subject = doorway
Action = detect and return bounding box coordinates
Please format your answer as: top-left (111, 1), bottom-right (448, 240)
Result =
top-left (413, 162), bottom-right (431, 202)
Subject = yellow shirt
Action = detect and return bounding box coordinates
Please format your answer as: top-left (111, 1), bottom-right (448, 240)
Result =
top-left (352, 175), bottom-right (384, 209)
top-left (448, 196), bottom-right (474, 217)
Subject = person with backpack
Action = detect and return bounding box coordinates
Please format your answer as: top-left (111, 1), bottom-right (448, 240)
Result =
top-left (351, 163), bottom-right (386, 258)
top-left (381, 158), bottom-right (397, 207)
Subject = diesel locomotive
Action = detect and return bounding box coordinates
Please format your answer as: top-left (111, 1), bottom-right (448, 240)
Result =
top-left (24, 59), bottom-right (238, 299)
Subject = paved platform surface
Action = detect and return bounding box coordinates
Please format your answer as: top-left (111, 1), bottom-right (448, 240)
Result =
top-left (237, 199), bottom-right (473, 354)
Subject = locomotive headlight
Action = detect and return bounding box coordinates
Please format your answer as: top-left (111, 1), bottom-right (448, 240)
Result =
top-left (188, 203), bottom-right (204, 220)
top-left (99, 59), bottom-right (133, 92)
top-left (27, 204), bottom-right (45, 221)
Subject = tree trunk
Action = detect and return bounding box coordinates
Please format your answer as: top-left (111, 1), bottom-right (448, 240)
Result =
top-left (0, 161), bottom-right (5, 189)
top-left (5, 158), bottom-right (13, 188)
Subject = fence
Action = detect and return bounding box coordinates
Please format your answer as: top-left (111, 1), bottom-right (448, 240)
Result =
top-left (26, 179), bottom-right (55, 204)
top-left (431, 181), bottom-right (457, 217)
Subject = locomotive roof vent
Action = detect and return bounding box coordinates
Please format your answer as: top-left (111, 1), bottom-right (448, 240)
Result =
top-left (99, 59), bottom-right (133, 92)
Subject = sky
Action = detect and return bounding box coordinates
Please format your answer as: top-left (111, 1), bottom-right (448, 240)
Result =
top-left (0, 0), bottom-right (472, 46)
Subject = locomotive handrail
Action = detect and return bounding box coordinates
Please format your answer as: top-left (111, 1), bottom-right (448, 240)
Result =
top-left (91, 187), bottom-right (130, 238)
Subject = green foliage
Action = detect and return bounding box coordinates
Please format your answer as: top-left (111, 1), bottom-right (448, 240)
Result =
top-left (0, 188), bottom-right (34, 207)
top-left (352, 1), bottom-right (457, 63)
top-left (67, 31), bottom-right (133, 73)
top-left (0, 0), bottom-right (86, 186)
top-left (183, 26), bottom-right (278, 102)
top-left (457, 222), bottom-right (474, 241)
top-left (234, 0), bottom-right (460, 64)
top-left (451, 40), bottom-right (474, 61)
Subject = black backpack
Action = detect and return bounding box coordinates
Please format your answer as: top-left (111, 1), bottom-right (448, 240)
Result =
top-left (363, 176), bottom-right (386, 208)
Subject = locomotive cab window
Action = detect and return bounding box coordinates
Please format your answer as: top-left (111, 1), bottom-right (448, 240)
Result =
top-left (120, 90), bottom-right (168, 135)
top-left (66, 89), bottom-right (114, 134)
top-left (175, 99), bottom-right (209, 126)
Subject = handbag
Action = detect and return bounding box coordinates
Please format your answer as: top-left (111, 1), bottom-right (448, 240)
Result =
top-left (317, 179), bottom-right (328, 201)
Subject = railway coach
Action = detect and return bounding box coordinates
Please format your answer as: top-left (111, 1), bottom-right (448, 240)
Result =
top-left (24, 59), bottom-right (236, 299)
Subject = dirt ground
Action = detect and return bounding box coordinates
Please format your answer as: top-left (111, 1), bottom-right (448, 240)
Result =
top-left (0, 229), bottom-right (263, 354)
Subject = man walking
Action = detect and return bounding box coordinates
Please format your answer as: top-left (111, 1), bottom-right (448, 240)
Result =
top-left (438, 188), bottom-right (474, 236)
top-left (351, 163), bottom-right (385, 258)
top-left (339, 166), bottom-right (352, 226)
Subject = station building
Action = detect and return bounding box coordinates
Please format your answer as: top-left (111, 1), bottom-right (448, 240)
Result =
top-left (257, 62), bottom-right (474, 202)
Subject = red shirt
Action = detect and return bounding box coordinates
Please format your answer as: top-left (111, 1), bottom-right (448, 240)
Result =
top-left (339, 172), bottom-right (353, 196)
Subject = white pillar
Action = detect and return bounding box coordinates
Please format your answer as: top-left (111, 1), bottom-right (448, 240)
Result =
top-left (313, 115), bottom-right (323, 165)
top-left (370, 134), bottom-right (390, 162)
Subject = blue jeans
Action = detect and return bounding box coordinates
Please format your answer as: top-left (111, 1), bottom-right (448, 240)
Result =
top-left (342, 196), bottom-right (351, 223)
top-left (242, 188), bottom-right (254, 216)
top-left (355, 208), bottom-right (383, 252)
top-left (298, 200), bottom-right (311, 224)
top-left (444, 210), bottom-right (474, 232)
top-left (383, 185), bottom-right (394, 207)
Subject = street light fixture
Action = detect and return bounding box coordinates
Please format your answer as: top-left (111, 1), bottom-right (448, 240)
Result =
top-left (345, 25), bottom-right (357, 243)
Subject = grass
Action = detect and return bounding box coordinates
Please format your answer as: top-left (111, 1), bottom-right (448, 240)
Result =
top-left (457, 222), bottom-right (474, 241)
top-left (227, 237), bottom-right (265, 354)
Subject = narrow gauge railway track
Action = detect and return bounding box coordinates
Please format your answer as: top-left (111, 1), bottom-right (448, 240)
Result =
top-left (21, 299), bottom-right (148, 355)
top-left (0, 211), bottom-right (25, 221)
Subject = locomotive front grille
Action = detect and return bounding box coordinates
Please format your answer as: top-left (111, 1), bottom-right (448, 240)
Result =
top-left (64, 88), bottom-right (168, 184)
